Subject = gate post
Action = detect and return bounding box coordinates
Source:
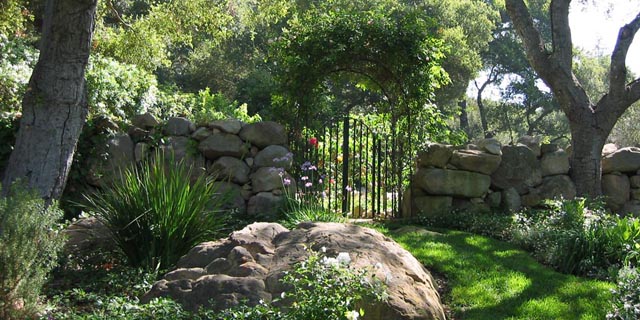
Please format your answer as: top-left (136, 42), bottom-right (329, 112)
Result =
top-left (341, 117), bottom-right (350, 214)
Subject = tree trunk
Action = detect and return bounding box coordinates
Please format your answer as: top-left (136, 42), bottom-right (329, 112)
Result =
top-left (458, 99), bottom-right (470, 139)
top-left (569, 122), bottom-right (607, 197)
top-left (1, 0), bottom-right (98, 201)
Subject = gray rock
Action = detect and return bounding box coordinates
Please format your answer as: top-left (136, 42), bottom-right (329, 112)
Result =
top-left (209, 119), bottom-right (244, 135)
top-left (491, 145), bottom-right (542, 194)
top-left (502, 187), bottom-right (521, 212)
top-left (540, 143), bottom-right (560, 155)
top-left (631, 176), bottom-right (640, 188)
top-left (414, 168), bottom-right (490, 198)
top-left (212, 181), bottom-right (247, 215)
top-left (254, 145), bottom-right (293, 170)
top-left (449, 149), bottom-right (501, 175)
top-left (413, 196), bottom-right (453, 218)
top-left (416, 143), bottom-right (453, 168)
top-left (142, 222), bottom-right (446, 319)
top-left (477, 138), bottom-right (502, 156)
top-left (246, 192), bottom-right (284, 219)
top-left (621, 200), bottom-right (640, 216)
top-left (134, 142), bottom-right (149, 162)
top-left (517, 136), bottom-right (542, 157)
top-left (540, 149), bottom-right (570, 176)
top-left (198, 132), bottom-right (248, 160)
top-left (602, 147), bottom-right (640, 173)
top-left (165, 117), bottom-right (196, 136)
top-left (128, 126), bottom-right (149, 142)
top-left (132, 112), bottom-right (160, 129)
top-left (251, 167), bottom-right (290, 193)
top-left (87, 133), bottom-right (135, 186)
top-left (631, 189), bottom-right (640, 201)
top-left (239, 121), bottom-right (287, 148)
top-left (209, 157), bottom-right (250, 185)
top-left (191, 127), bottom-right (212, 141)
top-left (602, 173), bottom-right (631, 210)
top-left (535, 175), bottom-right (577, 200)
top-left (487, 191), bottom-right (502, 208)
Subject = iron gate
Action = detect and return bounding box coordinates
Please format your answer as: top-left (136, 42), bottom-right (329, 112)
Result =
top-left (291, 116), bottom-right (403, 219)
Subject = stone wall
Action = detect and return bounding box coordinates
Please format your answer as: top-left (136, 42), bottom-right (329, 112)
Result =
top-left (405, 136), bottom-right (640, 217)
top-left (85, 114), bottom-right (294, 220)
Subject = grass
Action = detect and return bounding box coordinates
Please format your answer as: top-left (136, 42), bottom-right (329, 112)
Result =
top-left (384, 226), bottom-right (615, 320)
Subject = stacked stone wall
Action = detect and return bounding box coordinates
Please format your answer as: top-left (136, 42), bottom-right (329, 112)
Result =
top-left (406, 136), bottom-right (640, 217)
top-left (85, 114), bottom-right (293, 219)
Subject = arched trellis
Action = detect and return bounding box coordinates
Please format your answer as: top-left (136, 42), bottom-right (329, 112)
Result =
top-left (274, 3), bottom-right (451, 218)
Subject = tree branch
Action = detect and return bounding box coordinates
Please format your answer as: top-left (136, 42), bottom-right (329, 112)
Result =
top-left (610, 12), bottom-right (640, 99)
top-left (550, 0), bottom-right (572, 66)
top-left (504, 0), bottom-right (551, 76)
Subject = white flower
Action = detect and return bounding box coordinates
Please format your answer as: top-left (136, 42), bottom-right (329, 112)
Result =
top-left (336, 252), bottom-right (351, 265)
top-left (345, 310), bottom-right (360, 320)
top-left (321, 246), bottom-right (327, 253)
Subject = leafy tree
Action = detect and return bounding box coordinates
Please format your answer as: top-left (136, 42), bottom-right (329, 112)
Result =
top-left (505, 0), bottom-right (640, 196)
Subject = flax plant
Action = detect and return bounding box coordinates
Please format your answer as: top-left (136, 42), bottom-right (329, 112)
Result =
top-left (83, 153), bottom-right (229, 271)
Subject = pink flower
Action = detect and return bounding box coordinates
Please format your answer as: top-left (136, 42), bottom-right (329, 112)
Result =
top-left (305, 182), bottom-right (313, 188)
top-left (283, 178), bottom-right (291, 186)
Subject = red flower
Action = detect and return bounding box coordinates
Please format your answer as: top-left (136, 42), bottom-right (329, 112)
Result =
top-left (308, 137), bottom-right (319, 148)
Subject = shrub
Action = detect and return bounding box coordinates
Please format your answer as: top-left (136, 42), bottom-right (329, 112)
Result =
top-left (82, 152), bottom-right (230, 271)
top-left (608, 266), bottom-right (640, 320)
top-left (0, 184), bottom-right (66, 319)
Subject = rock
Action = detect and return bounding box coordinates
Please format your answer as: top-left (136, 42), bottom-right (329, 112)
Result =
top-left (535, 175), bottom-right (577, 200)
top-left (246, 193), bottom-right (284, 220)
top-left (540, 150), bottom-right (570, 176)
top-left (631, 189), bottom-right (640, 201)
top-left (521, 191), bottom-right (542, 207)
top-left (502, 187), bottom-right (521, 212)
top-left (414, 168), bottom-right (490, 198)
top-left (487, 191), bottom-right (502, 208)
top-left (517, 136), bottom-right (541, 157)
top-left (87, 133), bottom-right (135, 186)
top-left (416, 143), bottom-right (453, 168)
top-left (251, 167), bottom-right (290, 193)
top-left (209, 157), bottom-right (250, 185)
top-left (602, 173), bottom-right (630, 210)
top-left (165, 117), bottom-right (196, 136)
top-left (540, 143), bottom-right (560, 155)
top-left (631, 176), bottom-right (640, 188)
top-left (160, 136), bottom-right (206, 174)
top-left (413, 196), bottom-right (453, 218)
top-left (191, 127), bottom-right (212, 141)
top-left (491, 145), bottom-right (542, 194)
top-left (449, 149), bottom-right (501, 175)
top-left (63, 217), bottom-right (115, 256)
top-left (602, 143), bottom-right (618, 156)
top-left (132, 112), bottom-right (160, 129)
top-left (212, 181), bottom-right (247, 215)
top-left (477, 138), bottom-right (502, 156)
top-left (134, 142), bottom-right (149, 162)
top-left (128, 126), bottom-right (149, 142)
top-left (209, 119), bottom-right (244, 135)
top-left (602, 147), bottom-right (640, 173)
top-left (239, 121), bottom-right (287, 148)
top-left (254, 145), bottom-right (293, 170)
top-left (621, 200), bottom-right (640, 216)
top-left (198, 132), bottom-right (247, 160)
top-left (452, 198), bottom-right (490, 213)
top-left (142, 222), bottom-right (446, 320)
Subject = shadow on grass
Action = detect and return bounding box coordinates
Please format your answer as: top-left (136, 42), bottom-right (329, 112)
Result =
top-left (388, 228), bottom-right (613, 320)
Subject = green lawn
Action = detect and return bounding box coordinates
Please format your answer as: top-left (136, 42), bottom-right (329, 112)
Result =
top-left (385, 227), bottom-right (614, 320)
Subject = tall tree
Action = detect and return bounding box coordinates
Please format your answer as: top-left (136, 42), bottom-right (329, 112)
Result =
top-left (2, 0), bottom-right (98, 201)
top-left (505, 0), bottom-right (640, 196)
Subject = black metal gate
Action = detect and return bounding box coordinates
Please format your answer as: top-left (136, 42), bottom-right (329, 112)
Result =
top-left (291, 116), bottom-right (402, 218)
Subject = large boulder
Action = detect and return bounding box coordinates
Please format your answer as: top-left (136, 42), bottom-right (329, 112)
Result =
top-left (165, 117), bottom-right (196, 136)
top-left (251, 167), bottom-right (290, 193)
top-left (246, 192), bottom-right (284, 219)
top-left (602, 147), bottom-right (640, 174)
top-left (477, 138), bottom-right (502, 156)
top-left (86, 133), bottom-right (134, 186)
top-left (524, 175), bottom-right (577, 206)
top-left (198, 132), bottom-right (248, 160)
top-left (142, 222), bottom-right (446, 320)
top-left (239, 122), bottom-right (287, 148)
top-left (517, 136), bottom-right (541, 157)
top-left (414, 168), bottom-right (490, 198)
top-left (449, 149), bottom-right (501, 175)
top-left (213, 181), bottom-right (247, 215)
top-left (132, 112), bottom-right (160, 129)
top-left (413, 196), bottom-right (453, 218)
top-left (540, 149), bottom-right (570, 176)
top-left (602, 173), bottom-right (631, 211)
top-left (417, 143), bottom-right (453, 168)
top-left (491, 145), bottom-right (542, 194)
top-left (209, 119), bottom-right (244, 135)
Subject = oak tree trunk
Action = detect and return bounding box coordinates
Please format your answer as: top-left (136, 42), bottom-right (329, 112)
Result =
top-left (1, 0), bottom-right (98, 201)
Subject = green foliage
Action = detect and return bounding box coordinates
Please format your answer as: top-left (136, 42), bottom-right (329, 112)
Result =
top-left (191, 88), bottom-right (262, 125)
top-left (82, 152), bottom-right (230, 271)
top-left (608, 266), bottom-right (640, 320)
top-left (0, 184), bottom-right (66, 319)
top-left (0, 0), bottom-right (32, 37)
top-left (0, 34), bottom-right (38, 115)
top-left (86, 54), bottom-right (160, 123)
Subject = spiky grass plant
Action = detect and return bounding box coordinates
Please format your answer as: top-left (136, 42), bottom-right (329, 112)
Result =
top-left (83, 153), bottom-right (229, 271)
